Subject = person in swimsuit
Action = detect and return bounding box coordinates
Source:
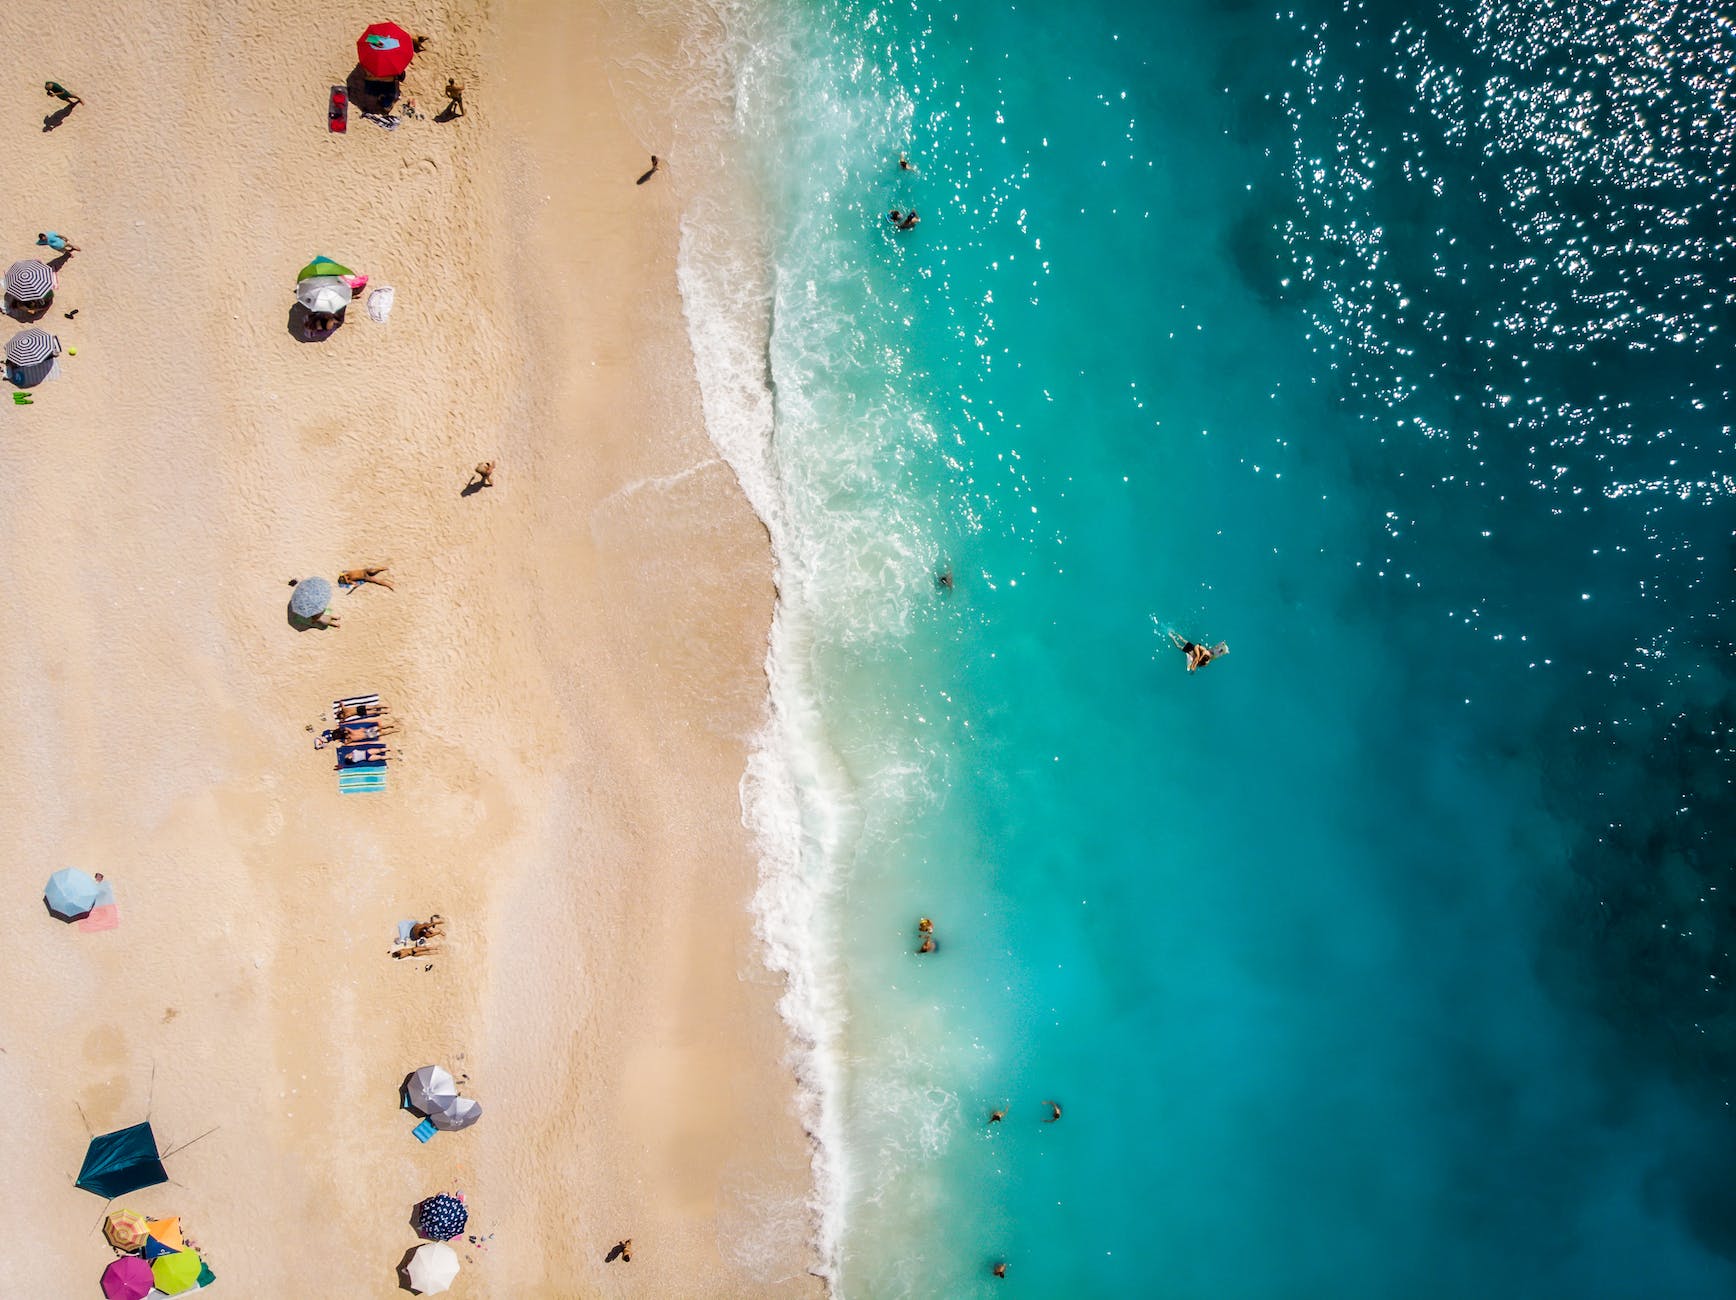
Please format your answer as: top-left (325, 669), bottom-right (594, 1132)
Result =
top-left (993, 1262), bottom-right (1008, 1278)
top-left (37, 231), bottom-right (80, 256)
top-left (337, 702), bottom-right (388, 721)
top-left (339, 564), bottom-right (394, 590)
top-left (1043, 1099), bottom-right (1062, 1122)
top-left (988, 1108), bottom-right (1005, 1124)
top-left (44, 82), bottom-right (81, 106)
top-left (898, 211), bottom-right (920, 230)
top-left (1169, 630), bottom-right (1228, 672)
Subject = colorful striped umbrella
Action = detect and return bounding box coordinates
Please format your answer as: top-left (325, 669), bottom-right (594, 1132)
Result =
top-left (6, 327), bottom-right (57, 367)
top-left (406, 1242), bottom-right (459, 1294)
top-left (5, 259), bottom-right (53, 300)
top-left (296, 256), bottom-right (353, 283)
top-left (101, 1256), bottom-right (154, 1300)
top-left (416, 1192), bottom-right (468, 1240)
top-left (357, 22), bottom-right (415, 78)
top-left (150, 1249), bottom-right (203, 1296)
top-left (103, 1208), bottom-right (150, 1252)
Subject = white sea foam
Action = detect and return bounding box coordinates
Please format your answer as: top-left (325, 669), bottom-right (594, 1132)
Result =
top-left (663, 4), bottom-right (855, 1284)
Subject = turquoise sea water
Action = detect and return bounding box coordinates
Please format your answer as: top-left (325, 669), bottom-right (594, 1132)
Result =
top-left (684, 0), bottom-right (1736, 1294)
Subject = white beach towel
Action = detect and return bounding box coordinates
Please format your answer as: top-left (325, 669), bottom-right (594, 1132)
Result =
top-left (367, 287), bottom-right (395, 323)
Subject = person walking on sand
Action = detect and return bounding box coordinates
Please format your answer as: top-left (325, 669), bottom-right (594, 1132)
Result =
top-left (444, 78), bottom-right (465, 117)
top-left (636, 155), bottom-right (663, 185)
top-left (1168, 629), bottom-right (1228, 672)
top-left (37, 231), bottom-right (79, 257)
top-left (1043, 1099), bottom-right (1062, 1122)
top-left (339, 564), bottom-right (395, 591)
top-left (44, 81), bottom-right (81, 106)
top-left (469, 460), bottom-right (496, 489)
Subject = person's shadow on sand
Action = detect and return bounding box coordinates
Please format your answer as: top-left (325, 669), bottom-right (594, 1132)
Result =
top-left (604, 1242), bottom-right (629, 1263)
top-left (42, 104), bottom-right (74, 132)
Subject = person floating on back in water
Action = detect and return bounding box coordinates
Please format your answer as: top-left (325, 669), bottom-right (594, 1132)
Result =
top-left (1043, 1099), bottom-right (1062, 1122)
top-left (1169, 629), bottom-right (1228, 672)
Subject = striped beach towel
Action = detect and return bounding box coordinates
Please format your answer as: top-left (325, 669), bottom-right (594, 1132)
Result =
top-left (339, 765), bottom-right (386, 795)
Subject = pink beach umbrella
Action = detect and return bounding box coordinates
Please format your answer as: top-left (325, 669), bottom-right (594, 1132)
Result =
top-left (101, 1256), bottom-right (154, 1300)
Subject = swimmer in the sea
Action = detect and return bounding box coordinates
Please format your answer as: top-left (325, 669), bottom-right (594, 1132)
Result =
top-left (1169, 629), bottom-right (1228, 672)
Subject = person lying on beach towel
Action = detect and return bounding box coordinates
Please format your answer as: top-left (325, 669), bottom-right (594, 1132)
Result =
top-left (338, 744), bottom-right (391, 765)
top-left (339, 565), bottom-right (394, 590)
top-left (337, 702), bottom-right (389, 721)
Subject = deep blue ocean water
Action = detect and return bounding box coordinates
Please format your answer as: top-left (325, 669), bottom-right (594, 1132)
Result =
top-left (686, 0), bottom-right (1736, 1294)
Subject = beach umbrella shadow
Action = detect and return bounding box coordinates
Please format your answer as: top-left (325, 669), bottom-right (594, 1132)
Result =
top-left (394, 1245), bottom-right (419, 1293)
top-left (345, 65), bottom-right (401, 116)
top-left (287, 303), bottom-right (344, 344)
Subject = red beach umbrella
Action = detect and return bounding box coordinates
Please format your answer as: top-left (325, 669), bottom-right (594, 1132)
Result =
top-left (357, 22), bottom-right (415, 78)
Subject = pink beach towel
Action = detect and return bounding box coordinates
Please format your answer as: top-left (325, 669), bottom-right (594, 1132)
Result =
top-left (78, 903), bottom-right (119, 932)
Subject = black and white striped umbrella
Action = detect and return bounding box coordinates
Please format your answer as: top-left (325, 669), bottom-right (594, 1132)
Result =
top-left (5, 259), bottom-right (53, 300)
top-left (6, 328), bottom-right (57, 366)
top-left (416, 1193), bottom-right (469, 1241)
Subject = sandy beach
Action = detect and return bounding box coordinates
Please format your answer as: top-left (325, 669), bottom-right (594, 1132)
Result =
top-left (1, 1), bottom-right (813, 1295)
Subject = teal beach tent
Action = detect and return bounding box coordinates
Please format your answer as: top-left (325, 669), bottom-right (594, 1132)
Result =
top-left (77, 1123), bottom-right (168, 1198)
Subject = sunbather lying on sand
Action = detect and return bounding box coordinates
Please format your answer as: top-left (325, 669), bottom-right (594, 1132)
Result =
top-left (333, 721), bottom-right (397, 742)
top-left (411, 915), bottom-right (445, 941)
top-left (339, 565), bottom-right (394, 590)
top-left (390, 944), bottom-right (437, 960)
top-left (338, 744), bottom-right (391, 765)
top-left (337, 702), bottom-right (389, 721)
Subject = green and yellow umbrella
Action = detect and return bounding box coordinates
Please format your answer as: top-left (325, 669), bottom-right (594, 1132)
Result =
top-left (296, 255), bottom-right (352, 283)
top-left (151, 1249), bottom-right (203, 1295)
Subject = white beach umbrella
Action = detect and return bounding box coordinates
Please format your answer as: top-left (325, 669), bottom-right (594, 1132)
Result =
top-left (296, 275), bottom-right (350, 314)
top-left (429, 1097), bottom-right (482, 1132)
top-left (406, 1065), bottom-right (459, 1116)
top-left (407, 1242), bottom-right (459, 1294)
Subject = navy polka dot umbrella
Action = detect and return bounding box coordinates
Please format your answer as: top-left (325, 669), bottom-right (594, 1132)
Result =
top-left (417, 1193), bottom-right (468, 1241)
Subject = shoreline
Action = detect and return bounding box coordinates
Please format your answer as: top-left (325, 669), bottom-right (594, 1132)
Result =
top-left (1, 0), bottom-right (817, 1294)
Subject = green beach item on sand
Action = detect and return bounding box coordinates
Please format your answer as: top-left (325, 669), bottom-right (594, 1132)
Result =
top-left (297, 255), bottom-right (353, 282)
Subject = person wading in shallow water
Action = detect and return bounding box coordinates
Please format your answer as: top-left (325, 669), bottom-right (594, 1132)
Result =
top-left (1169, 629), bottom-right (1228, 672)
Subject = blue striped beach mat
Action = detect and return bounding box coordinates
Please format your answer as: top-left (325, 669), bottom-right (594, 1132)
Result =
top-left (339, 763), bottom-right (386, 795)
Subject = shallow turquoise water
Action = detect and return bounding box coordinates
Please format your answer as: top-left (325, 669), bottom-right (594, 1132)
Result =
top-left (707, 0), bottom-right (1736, 1294)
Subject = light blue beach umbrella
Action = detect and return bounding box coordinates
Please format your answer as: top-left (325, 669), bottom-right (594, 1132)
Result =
top-left (289, 576), bottom-right (333, 620)
top-left (45, 867), bottom-right (101, 920)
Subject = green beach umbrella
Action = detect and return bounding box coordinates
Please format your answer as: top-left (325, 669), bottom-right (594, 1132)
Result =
top-left (297, 256), bottom-right (352, 283)
top-left (150, 1249), bottom-right (203, 1295)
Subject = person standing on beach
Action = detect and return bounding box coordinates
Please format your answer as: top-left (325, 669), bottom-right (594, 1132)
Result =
top-left (1168, 629), bottom-right (1228, 672)
top-left (444, 78), bottom-right (465, 117)
top-left (470, 460), bottom-right (495, 489)
top-left (44, 81), bottom-right (81, 106)
top-left (37, 231), bottom-right (80, 257)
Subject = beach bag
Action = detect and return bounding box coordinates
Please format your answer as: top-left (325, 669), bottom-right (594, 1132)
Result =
top-left (367, 286), bottom-right (395, 323)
